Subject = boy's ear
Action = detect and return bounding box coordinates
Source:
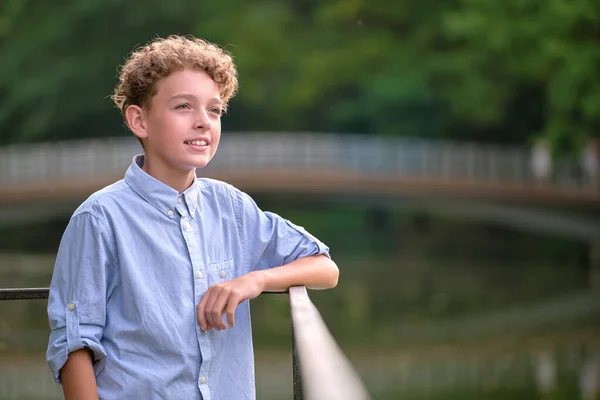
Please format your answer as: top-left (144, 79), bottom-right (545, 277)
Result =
top-left (124, 105), bottom-right (149, 140)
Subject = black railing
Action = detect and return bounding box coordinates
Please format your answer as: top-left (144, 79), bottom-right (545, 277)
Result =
top-left (0, 286), bottom-right (370, 400)
top-left (0, 287), bottom-right (50, 300)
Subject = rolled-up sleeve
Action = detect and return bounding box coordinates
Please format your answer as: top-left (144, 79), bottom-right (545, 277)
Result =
top-left (233, 189), bottom-right (330, 272)
top-left (47, 211), bottom-right (114, 382)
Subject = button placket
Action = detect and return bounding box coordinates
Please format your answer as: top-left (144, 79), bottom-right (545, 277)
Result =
top-left (177, 204), bottom-right (191, 232)
top-left (177, 202), bottom-right (212, 386)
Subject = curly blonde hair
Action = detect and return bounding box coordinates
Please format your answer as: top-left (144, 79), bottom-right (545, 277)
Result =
top-left (112, 35), bottom-right (238, 116)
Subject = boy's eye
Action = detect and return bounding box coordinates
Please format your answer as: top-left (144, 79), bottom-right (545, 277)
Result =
top-left (175, 103), bottom-right (191, 110)
top-left (209, 107), bottom-right (223, 116)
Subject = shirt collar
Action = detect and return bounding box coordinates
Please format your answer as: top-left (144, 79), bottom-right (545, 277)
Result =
top-left (124, 155), bottom-right (200, 218)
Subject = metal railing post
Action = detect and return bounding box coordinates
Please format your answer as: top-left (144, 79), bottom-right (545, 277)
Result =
top-left (292, 326), bottom-right (303, 400)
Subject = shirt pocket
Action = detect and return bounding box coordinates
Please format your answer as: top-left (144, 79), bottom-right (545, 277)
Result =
top-left (207, 258), bottom-right (234, 285)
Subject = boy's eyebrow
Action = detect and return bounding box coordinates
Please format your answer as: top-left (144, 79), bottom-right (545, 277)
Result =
top-left (169, 93), bottom-right (223, 104)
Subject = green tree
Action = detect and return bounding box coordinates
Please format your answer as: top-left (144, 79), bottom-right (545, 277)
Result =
top-left (197, 0), bottom-right (455, 137)
top-left (438, 0), bottom-right (600, 155)
top-left (0, 0), bottom-right (202, 144)
top-left (1, 0), bottom-right (599, 157)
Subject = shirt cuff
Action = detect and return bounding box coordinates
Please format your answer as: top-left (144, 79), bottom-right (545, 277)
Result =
top-left (47, 302), bottom-right (107, 383)
top-left (284, 219), bottom-right (331, 259)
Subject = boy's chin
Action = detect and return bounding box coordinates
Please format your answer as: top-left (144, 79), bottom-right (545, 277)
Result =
top-left (191, 159), bottom-right (211, 169)
top-left (187, 155), bottom-right (213, 169)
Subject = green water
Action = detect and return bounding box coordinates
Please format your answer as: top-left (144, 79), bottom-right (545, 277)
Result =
top-left (1, 202), bottom-right (598, 399)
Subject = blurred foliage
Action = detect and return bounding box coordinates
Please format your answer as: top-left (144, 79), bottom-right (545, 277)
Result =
top-left (0, 0), bottom-right (599, 156)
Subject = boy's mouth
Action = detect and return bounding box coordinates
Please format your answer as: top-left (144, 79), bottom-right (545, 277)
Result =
top-left (184, 139), bottom-right (209, 146)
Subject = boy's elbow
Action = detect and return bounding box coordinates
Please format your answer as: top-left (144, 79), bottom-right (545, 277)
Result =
top-left (324, 257), bottom-right (339, 288)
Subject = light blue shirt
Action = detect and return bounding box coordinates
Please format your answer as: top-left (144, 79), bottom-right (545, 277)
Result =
top-left (47, 155), bottom-right (330, 400)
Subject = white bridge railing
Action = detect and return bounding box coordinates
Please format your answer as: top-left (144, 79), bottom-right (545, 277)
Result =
top-left (0, 132), bottom-right (596, 191)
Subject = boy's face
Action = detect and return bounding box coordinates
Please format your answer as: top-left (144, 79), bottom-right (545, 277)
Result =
top-left (132, 68), bottom-right (223, 174)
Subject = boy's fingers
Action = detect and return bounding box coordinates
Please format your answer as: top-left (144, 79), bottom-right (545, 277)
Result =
top-left (209, 291), bottom-right (228, 330)
top-left (198, 287), bottom-right (217, 331)
top-left (225, 300), bottom-right (237, 328)
top-left (205, 319), bottom-right (214, 330)
top-left (198, 285), bottom-right (243, 331)
top-left (197, 297), bottom-right (208, 331)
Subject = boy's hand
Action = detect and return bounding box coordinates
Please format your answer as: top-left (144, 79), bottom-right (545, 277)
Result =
top-left (197, 271), bottom-right (265, 331)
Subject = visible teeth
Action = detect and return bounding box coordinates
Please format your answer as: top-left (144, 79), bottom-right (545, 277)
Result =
top-left (187, 140), bottom-right (207, 146)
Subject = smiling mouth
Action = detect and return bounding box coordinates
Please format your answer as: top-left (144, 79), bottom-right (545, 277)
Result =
top-left (184, 139), bottom-right (209, 146)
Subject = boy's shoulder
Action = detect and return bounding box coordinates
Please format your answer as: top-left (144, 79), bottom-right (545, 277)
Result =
top-left (71, 179), bottom-right (130, 219)
top-left (196, 177), bottom-right (265, 215)
top-left (196, 177), bottom-right (245, 199)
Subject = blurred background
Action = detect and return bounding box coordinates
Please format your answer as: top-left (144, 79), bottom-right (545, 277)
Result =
top-left (1, 0), bottom-right (600, 399)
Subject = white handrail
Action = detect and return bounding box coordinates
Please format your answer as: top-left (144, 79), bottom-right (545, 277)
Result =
top-left (289, 286), bottom-right (371, 400)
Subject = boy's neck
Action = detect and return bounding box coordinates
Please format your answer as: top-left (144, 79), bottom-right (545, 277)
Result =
top-left (141, 156), bottom-right (196, 194)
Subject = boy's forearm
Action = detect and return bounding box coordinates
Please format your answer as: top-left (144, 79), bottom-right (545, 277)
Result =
top-left (197, 254), bottom-right (338, 330)
top-left (60, 348), bottom-right (99, 400)
top-left (258, 254), bottom-right (339, 292)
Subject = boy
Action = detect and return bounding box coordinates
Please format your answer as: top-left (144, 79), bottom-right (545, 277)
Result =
top-left (46, 35), bottom-right (338, 400)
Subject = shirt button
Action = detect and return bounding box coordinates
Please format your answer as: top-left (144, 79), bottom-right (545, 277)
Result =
top-left (167, 209), bottom-right (173, 216)
top-left (178, 197), bottom-right (183, 204)
top-left (220, 271), bottom-right (226, 278)
top-left (196, 271), bottom-right (203, 279)
top-left (67, 303), bottom-right (76, 311)
top-left (200, 376), bottom-right (207, 384)
top-left (183, 222), bottom-right (191, 230)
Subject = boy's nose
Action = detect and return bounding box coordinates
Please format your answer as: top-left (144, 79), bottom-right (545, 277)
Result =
top-left (196, 115), bottom-right (212, 130)
top-left (196, 122), bottom-right (212, 130)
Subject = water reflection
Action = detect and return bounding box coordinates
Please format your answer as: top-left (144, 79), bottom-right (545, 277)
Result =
top-left (1, 205), bottom-right (599, 399)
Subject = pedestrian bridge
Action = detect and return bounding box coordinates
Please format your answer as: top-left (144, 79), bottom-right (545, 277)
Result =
top-left (1, 133), bottom-right (599, 239)
top-left (1, 132), bottom-right (597, 205)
